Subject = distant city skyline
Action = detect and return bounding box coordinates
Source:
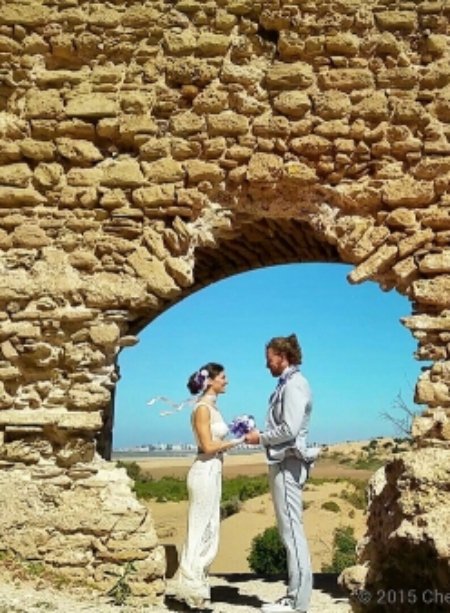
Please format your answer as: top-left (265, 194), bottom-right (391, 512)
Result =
top-left (113, 263), bottom-right (425, 449)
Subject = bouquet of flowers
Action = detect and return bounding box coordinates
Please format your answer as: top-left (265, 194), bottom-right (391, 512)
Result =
top-left (229, 414), bottom-right (256, 438)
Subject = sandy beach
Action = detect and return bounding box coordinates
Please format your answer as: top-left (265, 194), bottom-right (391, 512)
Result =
top-left (132, 451), bottom-right (372, 574)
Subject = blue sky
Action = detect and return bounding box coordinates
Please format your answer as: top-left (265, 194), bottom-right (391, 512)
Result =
top-left (113, 263), bottom-right (424, 448)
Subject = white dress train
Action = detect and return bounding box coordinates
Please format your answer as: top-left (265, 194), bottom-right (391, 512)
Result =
top-left (166, 400), bottom-right (228, 607)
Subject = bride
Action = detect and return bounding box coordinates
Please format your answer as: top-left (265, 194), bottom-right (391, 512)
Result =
top-left (165, 362), bottom-right (244, 609)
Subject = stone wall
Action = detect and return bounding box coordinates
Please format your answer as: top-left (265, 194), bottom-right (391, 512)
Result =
top-left (0, 0), bottom-right (448, 606)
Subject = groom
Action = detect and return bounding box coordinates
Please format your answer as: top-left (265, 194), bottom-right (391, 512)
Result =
top-left (245, 334), bottom-right (320, 613)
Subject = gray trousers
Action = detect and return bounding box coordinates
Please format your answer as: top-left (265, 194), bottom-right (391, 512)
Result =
top-left (269, 456), bottom-right (312, 612)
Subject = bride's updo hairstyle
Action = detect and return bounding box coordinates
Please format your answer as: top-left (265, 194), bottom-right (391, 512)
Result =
top-left (266, 334), bottom-right (302, 365)
top-left (187, 362), bottom-right (224, 395)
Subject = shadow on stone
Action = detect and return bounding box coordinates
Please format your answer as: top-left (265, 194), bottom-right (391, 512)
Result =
top-left (210, 583), bottom-right (265, 608)
top-left (213, 572), bottom-right (347, 600)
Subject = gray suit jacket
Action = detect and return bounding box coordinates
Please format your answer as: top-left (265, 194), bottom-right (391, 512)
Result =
top-left (260, 369), bottom-right (320, 464)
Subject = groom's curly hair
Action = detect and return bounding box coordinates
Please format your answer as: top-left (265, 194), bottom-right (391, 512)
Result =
top-left (266, 334), bottom-right (302, 365)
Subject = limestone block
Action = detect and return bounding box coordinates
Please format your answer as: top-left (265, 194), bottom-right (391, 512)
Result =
top-left (12, 224), bottom-right (50, 249)
top-left (273, 91), bottom-right (311, 119)
top-left (99, 189), bottom-right (130, 210)
top-left (381, 68), bottom-right (418, 95)
top-left (318, 69), bottom-right (374, 91)
top-left (166, 57), bottom-right (219, 86)
top-left (133, 185), bottom-right (176, 208)
top-left (197, 32), bottom-right (230, 56)
top-left (312, 91), bottom-right (352, 120)
top-left (141, 158), bottom-right (184, 184)
top-left (68, 384), bottom-right (110, 412)
top-left (337, 219), bottom-right (390, 264)
top-left (398, 228), bottom-right (434, 259)
top-left (385, 208), bottom-right (417, 229)
top-left (0, 186), bottom-right (45, 207)
top-left (0, 140), bottom-right (21, 164)
top-left (56, 438), bottom-right (95, 467)
top-left (413, 276), bottom-right (450, 307)
top-left (127, 249), bottom-right (179, 297)
top-left (326, 33), bottom-right (360, 56)
top-left (0, 2), bottom-right (52, 28)
top-left (170, 111), bottom-right (206, 137)
top-left (0, 163), bottom-right (32, 187)
top-left (96, 118), bottom-right (119, 141)
top-left (56, 138), bottom-right (103, 164)
top-left (20, 139), bottom-right (56, 162)
top-left (283, 162), bottom-right (317, 184)
top-left (165, 256), bottom-right (194, 288)
top-left (139, 137), bottom-right (170, 161)
top-left (334, 181), bottom-right (382, 212)
top-left (419, 252), bottom-right (450, 274)
top-left (122, 5), bottom-right (161, 27)
top-left (375, 11), bottom-right (417, 32)
top-left (252, 114), bottom-right (290, 138)
top-left (193, 86), bottom-right (229, 114)
top-left (352, 92), bottom-right (389, 121)
top-left (0, 381), bottom-right (12, 408)
top-left (63, 342), bottom-right (105, 369)
top-left (0, 440), bottom-right (43, 464)
top-left (60, 186), bottom-right (98, 209)
top-left (265, 62), bottom-right (314, 90)
top-left (66, 94), bottom-right (118, 119)
top-left (34, 163), bottom-right (64, 188)
top-left (207, 111), bottom-right (249, 136)
top-left (89, 322), bottom-right (121, 347)
top-left (247, 153), bottom-right (283, 183)
top-left (314, 120), bottom-right (350, 139)
top-left (101, 159), bottom-right (144, 188)
top-left (348, 244), bottom-right (398, 284)
top-left (164, 29), bottom-right (197, 55)
top-left (171, 138), bottom-right (202, 161)
top-left (414, 157), bottom-right (450, 180)
top-left (118, 115), bottom-right (159, 143)
top-left (382, 177), bottom-right (435, 208)
top-left (0, 409), bottom-right (102, 431)
top-left (204, 137), bottom-right (227, 159)
top-left (34, 68), bottom-right (88, 88)
top-left (24, 90), bottom-right (64, 119)
top-left (421, 206), bottom-right (450, 230)
top-left (415, 374), bottom-right (450, 405)
top-left (184, 160), bottom-right (225, 184)
top-left (0, 34), bottom-right (21, 53)
top-left (81, 272), bottom-right (149, 309)
top-left (290, 135), bottom-right (332, 158)
top-left (67, 168), bottom-right (103, 187)
top-left (221, 59), bottom-right (265, 86)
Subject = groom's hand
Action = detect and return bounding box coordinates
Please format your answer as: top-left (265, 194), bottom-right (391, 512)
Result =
top-left (245, 429), bottom-right (260, 445)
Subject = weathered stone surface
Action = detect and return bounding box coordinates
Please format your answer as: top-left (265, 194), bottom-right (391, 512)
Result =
top-left (0, 0), bottom-right (447, 605)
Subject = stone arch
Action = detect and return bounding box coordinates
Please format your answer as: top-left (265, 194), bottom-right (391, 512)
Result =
top-left (0, 0), bottom-right (448, 607)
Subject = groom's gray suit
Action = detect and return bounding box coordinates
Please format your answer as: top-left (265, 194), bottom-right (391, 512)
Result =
top-left (260, 366), bottom-right (319, 613)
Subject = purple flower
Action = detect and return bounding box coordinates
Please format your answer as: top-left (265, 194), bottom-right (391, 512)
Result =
top-left (229, 414), bottom-right (256, 437)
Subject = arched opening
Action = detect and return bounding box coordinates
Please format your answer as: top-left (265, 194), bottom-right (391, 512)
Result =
top-left (113, 261), bottom-right (422, 451)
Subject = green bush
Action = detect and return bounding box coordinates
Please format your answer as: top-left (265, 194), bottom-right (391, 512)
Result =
top-left (322, 526), bottom-right (357, 574)
top-left (321, 500), bottom-right (341, 513)
top-left (220, 496), bottom-right (242, 520)
top-left (134, 476), bottom-right (188, 501)
top-left (247, 526), bottom-right (287, 576)
top-left (116, 460), bottom-right (146, 482)
top-left (222, 475), bottom-right (269, 502)
top-left (339, 480), bottom-right (367, 510)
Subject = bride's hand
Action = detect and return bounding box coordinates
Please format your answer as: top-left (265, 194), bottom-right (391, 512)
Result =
top-left (230, 436), bottom-right (245, 446)
top-left (245, 429), bottom-right (260, 445)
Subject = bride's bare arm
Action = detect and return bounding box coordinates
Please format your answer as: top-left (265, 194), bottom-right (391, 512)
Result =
top-left (193, 405), bottom-right (242, 454)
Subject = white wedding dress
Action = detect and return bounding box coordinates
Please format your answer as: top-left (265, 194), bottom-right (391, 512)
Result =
top-left (166, 399), bottom-right (229, 608)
